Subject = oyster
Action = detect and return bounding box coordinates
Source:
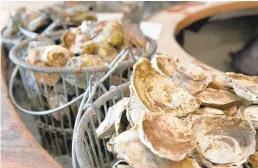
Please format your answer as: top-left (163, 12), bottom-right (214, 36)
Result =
top-left (22, 11), bottom-right (49, 32)
top-left (126, 85), bottom-right (146, 126)
top-left (27, 38), bottom-right (54, 51)
top-left (62, 31), bottom-right (76, 48)
top-left (172, 157), bottom-right (201, 168)
top-left (48, 93), bottom-right (69, 121)
top-left (95, 39), bottom-right (118, 63)
top-left (113, 129), bottom-right (174, 168)
top-left (33, 62), bottom-right (61, 86)
top-left (113, 160), bottom-right (131, 168)
top-left (194, 88), bottom-right (240, 108)
top-left (131, 58), bottom-right (199, 117)
top-left (209, 71), bottom-right (231, 90)
top-left (103, 21), bottom-right (125, 47)
top-left (237, 105), bottom-right (258, 129)
top-left (64, 54), bottom-right (105, 89)
top-left (25, 46), bottom-right (48, 65)
top-left (139, 113), bottom-right (196, 161)
top-left (69, 33), bottom-right (91, 54)
top-left (40, 45), bottom-right (72, 67)
top-left (81, 41), bottom-right (97, 55)
top-left (226, 72), bottom-right (258, 104)
top-left (172, 64), bottom-right (212, 94)
top-left (192, 116), bottom-right (256, 167)
top-left (247, 152), bottom-right (258, 168)
top-left (151, 55), bottom-right (180, 77)
top-left (96, 97), bottom-right (129, 138)
top-left (123, 20), bottom-right (146, 48)
top-left (195, 107), bottom-right (224, 115)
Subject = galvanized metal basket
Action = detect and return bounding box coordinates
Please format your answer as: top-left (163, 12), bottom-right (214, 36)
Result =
top-left (74, 82), bottom-right (130, 168)
top-left (9, 30), bottom-right (156, 156)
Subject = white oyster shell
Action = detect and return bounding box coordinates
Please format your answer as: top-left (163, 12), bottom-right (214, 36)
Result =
top-left (194, 88), bottom-right (240, 108)
top-left (172, 64), bottom-right (213, 94)
top-left (151, 55), bottom-right (180, 77)
top-left (96, 97), bottom-right (129, 138)
top-left (192, 116), bottom-right (256, 167)
top-left (138, 113), bottom-right (196, 161)
top-left (126, 85), bottom-right (147, 126)
top-left (226, 72), bottom-right (258, 104)
top-left (113, 129), bottom-right (174, 168)
top-left (237, 105), bottom-right (258, 129)
top-left (112, 160), bottom-right (132, 168)
top-left (131, 58), bottom-right (200, 117)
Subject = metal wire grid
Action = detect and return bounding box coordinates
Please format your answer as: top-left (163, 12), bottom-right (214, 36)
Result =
top-left (8, 31), bottom-right (156, 156)
top-left (74, 82), bottom-right (130, 168)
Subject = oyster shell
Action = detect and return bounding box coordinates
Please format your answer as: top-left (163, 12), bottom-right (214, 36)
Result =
top-left (151, 55), bottom-right (180, 77)
top-left (40, 45), bottom-right (72, 67)
top-left (95, 39), bottom-right (118, 63)
top-left (64, 54), bottom-right (105, 88)
top-left (96, 97), bottom-right (129, 138)
top-left (103, 21), bottom-right (125, 47)
top-left (194, 88), bottom-right (240, 108)
top-left (113, 160), bottom-right (132, 168)
top-left (48, 93), bottom-right (69, 121)
top-left (195, 107), bottom-right (225, 115)
top-left (126, 85), bottom-right (146, 126)
top-left (247, 152), bottom-right (258, 168)
top-left (25, 46), bottom-right (48, 65)
top-left (192, 116), bottom-right (256, 167)
top-left (113, 129), bottom-right (174, 168)
top-left (22, 11), bottom-right (49, 32)
top-left (138, 113), bottom-right (196, 161)
top-left (33, 62), bottom-right (61, 86)
top-left (172, 157), bottom-right (201, 168)
top-left (172, 64), bottom-right (213, 94)
top-left (62, 31), bottom-right (76, 48)
top-left (226, 72), bottom-right (258, 104)
top-left (237, 105), bottom-right (258, 129)
top-left (131, 58), bottom-right (200, 117)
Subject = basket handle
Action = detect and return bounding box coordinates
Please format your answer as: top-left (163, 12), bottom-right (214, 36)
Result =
top-left (9, 66), bottom-right (86, 115)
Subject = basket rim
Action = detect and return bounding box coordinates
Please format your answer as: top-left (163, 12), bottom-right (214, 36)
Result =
top-left (1, 26), bottom-right (23, 45)
top-left (9, 31), bottom-right (157, 73)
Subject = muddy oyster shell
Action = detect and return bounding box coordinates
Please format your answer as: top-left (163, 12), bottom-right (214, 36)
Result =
top-left (192, 116), bottom-right (256, 167)
top-left (139, 113), bottom-right (196, 161)
top-left (151, 55), bottom-right (180, 77)
top-left (126, 85), bottom-right (147, 126)
top-left (64, 54), bottom-right (105, 89)
top-left (96, 97), bottom-right (129, 138)
top-left (113, 129), bottom-right (174, 168)
top-left (237, 105), bottom-right (258, 129)
top-left (131, 58), bottom-right (199, 117)
top-left (40, 45), bottom-right (72, 67)
top-left (172, 64), bottom-right (213, 94)
top-left (226, 72), bottom-right (258, 103)
top-left (194, 88), bottom-right (240, 108)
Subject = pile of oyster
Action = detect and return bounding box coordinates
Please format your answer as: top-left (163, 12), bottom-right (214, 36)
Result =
top-left (96, 56), bottom-right (258, 168)
top-left (23, 20), bottom-right (146, 120)
top-left (2, 3), bottom-right (97, 41)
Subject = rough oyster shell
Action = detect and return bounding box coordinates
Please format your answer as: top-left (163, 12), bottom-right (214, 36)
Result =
top-left (113, 129), bottom-right (174, 168)
top-left (226, 72), bottom-right (258, 104)
top-left (196, 107), bottom-right (225, 115)
top-left (33, 62), bottom-right (61, 86)
top-left (237, 105), bottom-right (258, 129)
top-left (96, 97), bottom-right (129, 138)
top-left (126, 85), bottom-right (146, 126)
top-left (40, 45), bottom-right (72, 67)
top-left (22, 11), bottom-right (49, 32)
top-left (64, 54), bottom-right (105, 89)
top-left (192, 116), bottom-right (256, 167)
top-left (247, 152), bottom-right (258, 168)
top-left (48, 93), bottom-right (69, 121)
top-left (25, 46), bottom-right (48, 65)
top-left (194, 88), bottom-right (240, 108)
top-left (138, 113), bottom-right (196, 161)
top-left (172, 64), bottom-right (213, 94)
top-left (151, 55), bottom-right (180, 77)
top-left (62, 31), bottom-right (76, 48)
top-left (103, 21), bottom-right (125, 47)
top-left (131, 58), bottom-right (200, 117)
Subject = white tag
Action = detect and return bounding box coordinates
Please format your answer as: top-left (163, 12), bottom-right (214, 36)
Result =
top-left (140, 21), bottom-right (163, 40)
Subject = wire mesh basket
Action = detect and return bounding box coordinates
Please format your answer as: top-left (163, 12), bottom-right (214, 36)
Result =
top-left (74, 82), bottom-right (130, 168)
top-left (8, 30), bottom-right (156, 156)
